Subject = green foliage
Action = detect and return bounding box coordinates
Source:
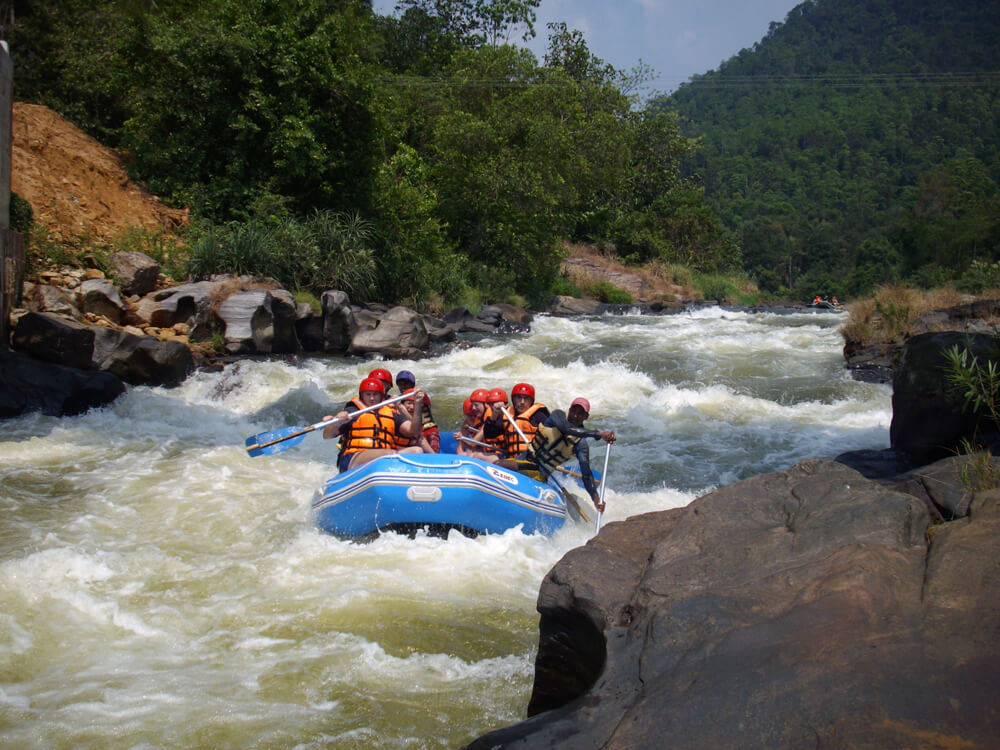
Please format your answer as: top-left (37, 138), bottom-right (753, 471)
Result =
top-left (944, 343), bottom-right (1000, 425)
top-left (186, 211), bottom-right (377, 298)
top-left (664, 0), bottom-right (1000, 296)
top-left (293, 290), bottom-right (321, 314)
top-left (9, 193), bottom-right (34, 234)
top-left (550, 275), bottom-right (584, 298)
top-left (909, 263), bottom-right (953, 290)
top-left (25, 226), bottom-right (76, 274)
top-left (943, 341), bottom-right (1000, 494)
top-left (372, 144), bottom-right (464, 307)
top-left (957, 260), bottom-right (1000, 294)
top-left (6, 0), bottom-right (743, 308)
top-left (694, 273), bottom-right (741, 304)
top-left (954, 444), bottom-right (1000, 494)
top-left (120, 0), bottom-right (382, 221)
top-left (589, 281), bottom-right (633, 305)
top-left (395, 0), bottom-right (540, 47)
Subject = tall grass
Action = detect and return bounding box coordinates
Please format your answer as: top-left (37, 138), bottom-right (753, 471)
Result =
top-left (186, 210), bottom-right (377, 298)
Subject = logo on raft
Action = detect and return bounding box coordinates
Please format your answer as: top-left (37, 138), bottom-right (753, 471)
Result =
top-left (487, 466), bottom-right (518, 485)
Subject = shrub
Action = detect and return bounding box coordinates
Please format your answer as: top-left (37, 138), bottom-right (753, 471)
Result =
top-left (589, 281), bottom-right (633, 305)
top-left (185, 211), bottom-right (377, 298)
top-left (957, 260), bottom-right (1000, 294)
top-left (10, 193), bottom-right (33, 234)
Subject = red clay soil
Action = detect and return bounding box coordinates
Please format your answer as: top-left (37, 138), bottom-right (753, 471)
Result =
top-left (11, 101), bottom-right (187, 243)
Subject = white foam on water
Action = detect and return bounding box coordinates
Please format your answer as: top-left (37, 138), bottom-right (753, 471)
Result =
top-left (0, 307), bottom-right (890, 747)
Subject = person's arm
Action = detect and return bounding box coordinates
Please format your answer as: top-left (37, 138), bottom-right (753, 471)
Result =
top-left (322, 402), bottom-right (356, 439)
top-left (573, 438), bottom-right (603, 509)
top-left (398, 390), bottom-right (425, 438)
top-left (529, 407), bottom-right (549, 427)
top-left (545, 410), bottom-right (599, 440)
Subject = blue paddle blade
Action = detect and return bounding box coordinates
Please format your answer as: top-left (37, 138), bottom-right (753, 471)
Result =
top-left (245, 426), bottom-right (308, 457)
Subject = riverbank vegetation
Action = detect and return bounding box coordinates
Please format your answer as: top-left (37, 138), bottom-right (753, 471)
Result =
top-left (4, 0), bottom-right (997, 310)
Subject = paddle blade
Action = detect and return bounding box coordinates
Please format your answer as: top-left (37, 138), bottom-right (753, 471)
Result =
top-left (245, 426), bottom-right (308, 457)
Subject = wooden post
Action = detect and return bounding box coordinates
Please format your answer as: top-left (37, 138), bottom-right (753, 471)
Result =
top-left (0, 40), bottom-right (13, 350)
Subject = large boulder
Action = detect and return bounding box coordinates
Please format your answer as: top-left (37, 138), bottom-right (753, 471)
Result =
top-left (92, 327), bottom-right (193, 387)
top-left (136, 281), bottom-right (217, 339)
top-left (890, 331), bottom-right (1000, 465)
top-left (12, 311), bottom-right (95, 370)
top-left (348, 305), bottom-right (429, 358)
top-left (321, 290), bottom-right (355, 353)
top-left (466, 459), bottom-right (1000, 749)
top-left (24, 282), bottom-right (81, 319)
top-left (295, 302), bottom-right (324, 352)
top-left (218, 289), bottom-right (274, 355)
top-left (0, 350), bottom-right (124, 418)
top-left (77, 278), bottom-right (126, 323)
top-left (110, 250), bottom-right (160, 297)
top-left (549, 295), bottom-right (606, 316)
top-left (269, 289), bottom-right (300, 354)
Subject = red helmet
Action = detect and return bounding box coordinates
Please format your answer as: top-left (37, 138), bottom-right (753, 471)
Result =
top-left (368, 368), bottom-right (393, 390)
top-left (487, 388), bottom-right (508, 403)
top-left (463, 398), bottom-right (476, 417)
top-left (511, 383), bottom-right (535, 399)
top-left (359, 377), bottom-right (385, 395)
top-left (470, 388), bottom-right (489, 403)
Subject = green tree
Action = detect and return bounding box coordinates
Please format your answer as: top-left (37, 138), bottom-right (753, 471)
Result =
top-left (121, 0), bottom-right (382, 221)
top-left (393, 0), bottom-right (539, 47)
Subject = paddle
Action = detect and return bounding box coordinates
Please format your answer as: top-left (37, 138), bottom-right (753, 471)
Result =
top-left (245, 392), bottom-right (412, 457)
top-left (595, 443), bottom-right (611, 533)
top-left (457, 435), bottom-right (503, 453)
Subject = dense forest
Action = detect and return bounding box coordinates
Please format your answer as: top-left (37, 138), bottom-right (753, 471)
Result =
top-left (664, 0), bottom-right (1000, 298)
top-left (2, 0), bottom-right (998, 306)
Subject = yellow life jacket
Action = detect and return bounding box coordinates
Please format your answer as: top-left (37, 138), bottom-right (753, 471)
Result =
top-left (339, 398), bottom-right (397, 456)
top-left (526, 420), bottom-right (580, 476)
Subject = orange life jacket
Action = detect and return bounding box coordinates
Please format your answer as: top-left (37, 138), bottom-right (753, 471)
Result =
top-left (339, 398), bottom-right (397, 457)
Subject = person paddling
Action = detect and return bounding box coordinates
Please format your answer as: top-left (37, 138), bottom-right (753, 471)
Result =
top-left (483, 382), bottom-right (549, 456)
top-left (322, 378), bottom-right (424, 472)
top-left (520, 397), bottom-right (615, 512)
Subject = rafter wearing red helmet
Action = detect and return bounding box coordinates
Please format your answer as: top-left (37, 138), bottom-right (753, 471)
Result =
top-left (320, 377), bottom-right (425, 473)
top-left (483, 382), bottom-right (549, 456)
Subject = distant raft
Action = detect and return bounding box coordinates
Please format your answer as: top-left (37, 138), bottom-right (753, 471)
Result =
top-left (312, 452), bottom-right (570, 539)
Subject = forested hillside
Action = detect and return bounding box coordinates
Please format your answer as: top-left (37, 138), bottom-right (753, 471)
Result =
top-left (1, 0), bottom-right (734, 308)
top-left (3, 0), bottom-right (997, 306)
top-left (662, 0), bottom-right (1000, 298)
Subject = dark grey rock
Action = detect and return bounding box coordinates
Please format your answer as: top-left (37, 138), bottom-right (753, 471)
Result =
top-left (549, 296), bottom-right (606, 316)
top-left (349, 305), bottom-right (429, 358)
top-left (77, 278), bottom-right (126, 323)
top-left (26, 283), bottom-right (81, 319)
top-left (466, 459), bottom-right (1000, 749)
top-left (92, 327), bottom-right (194, 387)
top-left (12, 311), bottom-right (95, 370)
top-left (110, 250), bottom-right (160, 297)
top-left (0, 350), bottom-right (124, 418)
top-left (891, 331), bottom-right (1000, 466)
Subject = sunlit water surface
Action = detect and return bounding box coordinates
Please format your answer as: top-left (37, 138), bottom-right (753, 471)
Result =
top-left (0, 308), bottom-right (889, 748)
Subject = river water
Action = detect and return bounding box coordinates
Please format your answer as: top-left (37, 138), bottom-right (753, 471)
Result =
top-left (0, 307), bottom-right (890, 748)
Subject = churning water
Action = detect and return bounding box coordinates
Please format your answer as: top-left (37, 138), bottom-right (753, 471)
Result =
top-left (0, 308), bottom-right (889, 748)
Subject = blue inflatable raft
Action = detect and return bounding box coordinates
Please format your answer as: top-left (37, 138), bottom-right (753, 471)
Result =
top-left (312, 452), bottom-right (571, 539)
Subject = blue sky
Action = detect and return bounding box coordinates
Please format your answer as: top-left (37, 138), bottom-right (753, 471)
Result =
top-left (371, 0), bottom-right (803, 95)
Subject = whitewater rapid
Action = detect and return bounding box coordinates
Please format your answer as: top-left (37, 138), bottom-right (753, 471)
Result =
top-left (0, 308), bottom-right (889, 748)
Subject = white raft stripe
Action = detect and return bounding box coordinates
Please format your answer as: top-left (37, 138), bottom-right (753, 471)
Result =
top-left (313, 471), bottom-right (566, 518)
